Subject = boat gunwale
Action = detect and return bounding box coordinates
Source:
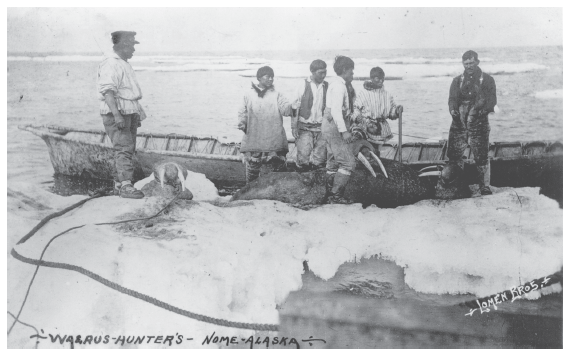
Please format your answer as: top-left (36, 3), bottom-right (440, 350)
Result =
top-left (18, 124), bottom-right (244, 162)
top-left (19, 124), bottom-right (563, 164)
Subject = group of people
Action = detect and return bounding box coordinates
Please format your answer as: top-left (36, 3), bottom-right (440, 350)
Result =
top-left (97, 30), bottom-right (496, 201)
top-left (237, 56), bottom-right (405, 203)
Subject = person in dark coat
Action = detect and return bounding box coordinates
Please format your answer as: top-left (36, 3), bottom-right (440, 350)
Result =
top-left (447, 50), bottom-right (497, 195)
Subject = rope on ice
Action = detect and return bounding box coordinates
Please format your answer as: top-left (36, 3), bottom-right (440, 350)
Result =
top-left (9, 189), bottom-right (279, 338)
top-left (10, 248), bottom-right (279, 332)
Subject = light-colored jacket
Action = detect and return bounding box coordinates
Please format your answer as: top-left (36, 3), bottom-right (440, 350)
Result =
top-left (97, 52), bottom-right (146, 120)
top-left (322, 76), bottom-right (351, 134)
top-left (238, 85), bottom-right (293, 153)
top-left (353, 83), bottom-right (397, 120)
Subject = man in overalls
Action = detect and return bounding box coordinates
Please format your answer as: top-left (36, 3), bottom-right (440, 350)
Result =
top-left (447, 50), bottom-right (497, 195)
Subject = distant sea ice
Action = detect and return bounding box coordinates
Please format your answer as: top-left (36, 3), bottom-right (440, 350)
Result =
top-left (534, 89), bottom-right (562, 99)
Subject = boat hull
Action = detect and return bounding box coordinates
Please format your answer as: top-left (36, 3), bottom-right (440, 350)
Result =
top-left (41, 131), bottom-right (122, 180)
top-left (21, 125), bottom-right (563, 203)
top-left (27, 125), bottom-right (246, 186)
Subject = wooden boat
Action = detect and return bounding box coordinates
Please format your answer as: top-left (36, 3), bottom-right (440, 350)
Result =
top-left (19, 124), bottom-right (563, 202)
top-left (20, 124), bottom-right (246, 188)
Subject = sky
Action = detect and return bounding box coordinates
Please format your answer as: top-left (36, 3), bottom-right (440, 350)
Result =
top-left (6, 7), bottom-right (563, 54)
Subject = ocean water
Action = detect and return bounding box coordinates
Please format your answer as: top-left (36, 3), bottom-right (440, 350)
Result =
top-left (7, 46), bottom-right (563, 185)
top-left (6, 47), bottom-right (563, 343)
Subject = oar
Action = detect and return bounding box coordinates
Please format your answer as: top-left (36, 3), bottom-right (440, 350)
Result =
top-left (292, 103), bottom-right (300, 142)
top-left (398, 109), bottom-right (403, 164)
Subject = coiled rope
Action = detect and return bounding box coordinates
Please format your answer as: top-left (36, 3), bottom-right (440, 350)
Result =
top-left (8, 190), bottom-right (279, 338)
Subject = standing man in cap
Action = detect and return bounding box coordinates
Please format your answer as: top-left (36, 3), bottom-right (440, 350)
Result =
top-left (291, 59), bottom-right (328, 172)
top-left (97, 31), bottom-right (146, 199)
top-left (238, 66), bottom-right (293, 183)
top-left (322, 56), bottom-right (357, 204)
top-left (447, 50), bottom-right (497, 195)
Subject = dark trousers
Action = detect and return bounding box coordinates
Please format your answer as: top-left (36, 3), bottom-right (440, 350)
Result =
top-left (101, 113), bottom-right (139, 183)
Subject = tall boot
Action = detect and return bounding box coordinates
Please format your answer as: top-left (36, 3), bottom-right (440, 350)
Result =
top-left (476, 162), bottom-right (492, 195)
top-left (327, 172), bottom-right (336, 187)
top-left (246, 159), bottom-right (262, 184)
top-left (327, 172), bottom-right (352, 204)
top-left (321, 172), bottom-right (336, 203)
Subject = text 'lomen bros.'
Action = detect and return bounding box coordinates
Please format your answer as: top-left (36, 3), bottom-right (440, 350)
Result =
top-left (465, 276), bottom-right (553, 316)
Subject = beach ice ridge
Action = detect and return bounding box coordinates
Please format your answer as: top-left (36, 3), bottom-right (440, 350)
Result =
top-left (7, 171), bottom-right (562, 348)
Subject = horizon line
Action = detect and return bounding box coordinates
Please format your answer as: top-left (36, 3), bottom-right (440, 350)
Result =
top-left (7, 44), bottom-right (562, 56)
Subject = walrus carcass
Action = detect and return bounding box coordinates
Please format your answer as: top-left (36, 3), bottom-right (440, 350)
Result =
top-left (231, 159), bottom-right (435, 208)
